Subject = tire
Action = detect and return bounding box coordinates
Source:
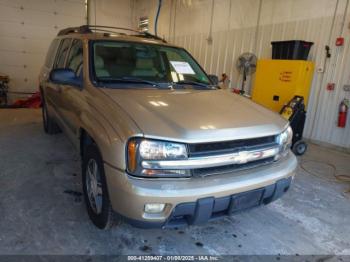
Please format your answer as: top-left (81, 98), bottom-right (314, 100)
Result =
top-left (41, 97), bottom-right (61, 134)
top-left (292, 140), bottom-right (307, 156)
top-left (82, 143), bottom-right (119, 229)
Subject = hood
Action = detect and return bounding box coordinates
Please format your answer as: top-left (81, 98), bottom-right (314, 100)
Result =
top-left (101, 88), bottom-right (288, 143)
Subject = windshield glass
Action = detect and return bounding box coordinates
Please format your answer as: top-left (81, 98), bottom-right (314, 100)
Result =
top-left (92, 41), bottom-right (211, 88)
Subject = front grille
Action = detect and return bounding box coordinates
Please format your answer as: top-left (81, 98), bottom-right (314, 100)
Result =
top-left (188, 135), bottom-right (277, 157)
top-left (187, 135), bottom-right (278, 176)
top-left (192, 157), bottom-right (275, 177)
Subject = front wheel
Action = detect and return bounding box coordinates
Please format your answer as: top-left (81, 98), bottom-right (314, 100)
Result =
top-left (292, 140), bottom-right (307, 156)
top-left (82, 143), bottom-right (119, 229)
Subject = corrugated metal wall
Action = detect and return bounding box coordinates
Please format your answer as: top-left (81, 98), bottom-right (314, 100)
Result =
top-left (0, 0), bottom-right (86, 101)
top-left (136, 0), bottom-right (350, 148)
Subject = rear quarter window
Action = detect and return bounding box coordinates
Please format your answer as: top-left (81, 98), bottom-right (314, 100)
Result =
top-left (54, 38), bottom-right (72, 69)
top-left (44, 39), bottom-right (60, 68)
top-left (66, 39), bottom-right (83, 75)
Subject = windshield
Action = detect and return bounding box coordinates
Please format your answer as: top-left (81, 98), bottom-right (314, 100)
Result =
top-left (91, 41), bottom-right (211, 88)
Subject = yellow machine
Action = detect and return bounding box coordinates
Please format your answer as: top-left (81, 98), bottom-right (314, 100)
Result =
top-left (251, 59), bottom-right (314, 112)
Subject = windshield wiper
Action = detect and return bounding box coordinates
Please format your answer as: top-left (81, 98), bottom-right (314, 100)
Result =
top-left (97, 77), bottom-right (160, 87)
top-left (174, 80), bottom-right (211, 89)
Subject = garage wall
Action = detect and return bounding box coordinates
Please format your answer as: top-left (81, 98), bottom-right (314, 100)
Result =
top-left (88, 0), bottom-right (135, 28)
top-left (0, 0), bottom-right (86, 101)
top-left (0, 0), bottom-right (134, 102)
top-left (134, 0), bottom-right (350, 149)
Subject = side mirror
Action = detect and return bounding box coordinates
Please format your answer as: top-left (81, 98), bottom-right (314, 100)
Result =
top-left (208, 74), bottom-right (219, 86)
top-left (50, 68), bottom-right (82, 88)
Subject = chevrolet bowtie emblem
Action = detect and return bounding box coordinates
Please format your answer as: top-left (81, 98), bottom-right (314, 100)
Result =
top-left (235, 151), bottom-right (250, 164)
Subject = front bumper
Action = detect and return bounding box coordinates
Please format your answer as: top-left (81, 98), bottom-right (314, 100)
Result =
top-left (104, 152), bottom-right (297, 228)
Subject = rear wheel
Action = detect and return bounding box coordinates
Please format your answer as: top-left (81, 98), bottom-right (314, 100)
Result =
top-left (292, 140), bottom-right (307, 156)
top-left (41, 96), bottom-right (61, 134)
top-left (82, 143), bottom-right (119, 229)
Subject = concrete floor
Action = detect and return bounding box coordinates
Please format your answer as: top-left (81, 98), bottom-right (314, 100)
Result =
top-left (0, 109), bottom-right (349, 255)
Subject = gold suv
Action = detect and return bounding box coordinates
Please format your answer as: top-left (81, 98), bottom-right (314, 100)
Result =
top-left (39, 25), bottom-right (297, 229)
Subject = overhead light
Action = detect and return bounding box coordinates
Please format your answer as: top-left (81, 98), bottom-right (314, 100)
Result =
top-left (149, 101), bottom-right (160, 107)
top-left (149, 101), bottom-right (168, 107)
top-left (200, 125), bottom-right (216, 130)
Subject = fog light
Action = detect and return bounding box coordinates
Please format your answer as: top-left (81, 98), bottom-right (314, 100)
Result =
top-left (144, 203), bottom-right (165, 214)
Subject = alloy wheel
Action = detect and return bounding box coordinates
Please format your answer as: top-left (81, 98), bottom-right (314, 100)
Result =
top-left (85, 159), bottom-right (103, 214)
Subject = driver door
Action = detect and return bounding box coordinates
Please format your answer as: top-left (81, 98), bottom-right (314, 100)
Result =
top-left (47, 38), bottom-right (72, 128)
top-left (59, 39), bottom-right (84, 149)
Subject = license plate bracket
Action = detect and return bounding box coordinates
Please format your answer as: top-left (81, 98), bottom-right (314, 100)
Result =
top-left (228, 188), bottom-right (264, 214)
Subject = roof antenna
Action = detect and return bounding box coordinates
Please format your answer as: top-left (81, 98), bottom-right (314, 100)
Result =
top-left (154, 0), bottom-right (162, 36)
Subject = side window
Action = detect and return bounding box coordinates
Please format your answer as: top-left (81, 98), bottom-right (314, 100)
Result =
top-left (66, 39), bottom-right (83, 75)
top-left (54, 38), bottom-right (72, 69)
top-left (44, 39), bottom-right (60, 68)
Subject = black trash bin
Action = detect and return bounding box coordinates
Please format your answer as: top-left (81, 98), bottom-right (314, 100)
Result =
top-left (271, 40), bottom-right (313, 60)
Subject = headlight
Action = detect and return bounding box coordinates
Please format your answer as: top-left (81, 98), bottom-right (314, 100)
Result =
top-left (139, 140), bottom-right (187, 159)
top-left (127, 138), bottom-right (190, 178)
top-left (277, 126), bottom-right (293, 158)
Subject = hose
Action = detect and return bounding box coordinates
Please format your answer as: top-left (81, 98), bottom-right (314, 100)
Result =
top-left (299, 159), bottom-right (350, 197)
top-left (154, 0), bottom-right (162, 36)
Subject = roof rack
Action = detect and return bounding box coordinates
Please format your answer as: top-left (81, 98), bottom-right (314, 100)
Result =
top-left (57, 25), bottom-right (167, 43)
